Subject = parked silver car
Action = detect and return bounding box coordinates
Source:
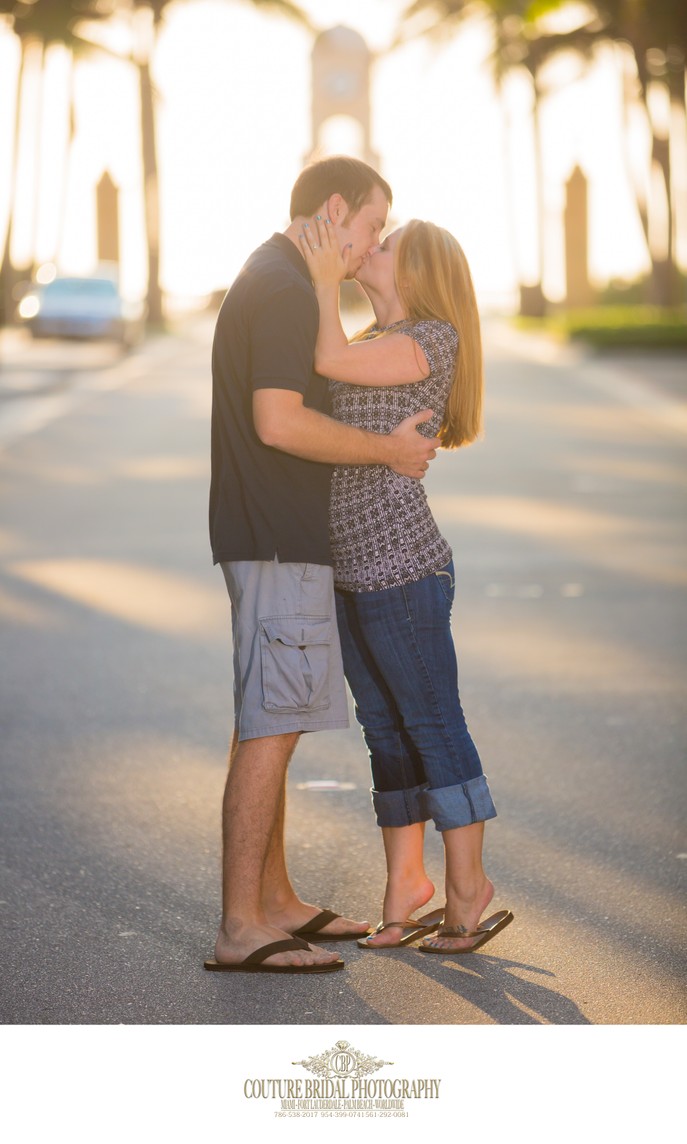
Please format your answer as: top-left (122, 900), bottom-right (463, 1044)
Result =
top-left (18, 275), bottom-right (146, 345)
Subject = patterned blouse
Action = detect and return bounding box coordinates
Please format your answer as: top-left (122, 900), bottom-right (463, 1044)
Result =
top-left (329, 318), bottom-right (457, 592)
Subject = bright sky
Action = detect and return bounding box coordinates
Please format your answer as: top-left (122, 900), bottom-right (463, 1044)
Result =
top-left (0, 0), bottom-right (665, 307)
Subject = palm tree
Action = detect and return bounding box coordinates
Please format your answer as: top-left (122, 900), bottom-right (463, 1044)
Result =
top-left (396, 0), bottom-right (565, 315)
top-left (0, 0), bottom-right (110, 325)
top-left (1, 0), bottom-right (312, 328)
top-left (118, 0), bottom-right (313, 326)
top-left (399, 0), bottom-right (687, 307)
top-left (505, 0), bottom-right (686, 305)
top-left (521, 1), bottom-right (687, 305)
top-left (567, 0), bottom-right (686, 305)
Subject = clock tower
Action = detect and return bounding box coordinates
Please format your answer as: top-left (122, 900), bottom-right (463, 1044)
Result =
top-left (309, 26), bottom-right (380, 167)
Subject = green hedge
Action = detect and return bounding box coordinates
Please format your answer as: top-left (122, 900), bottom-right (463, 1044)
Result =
top-left (515, 307), bottom-right (687, 348)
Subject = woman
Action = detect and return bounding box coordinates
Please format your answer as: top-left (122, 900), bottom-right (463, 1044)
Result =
top-left (299, 217), bottom-right (512, 954)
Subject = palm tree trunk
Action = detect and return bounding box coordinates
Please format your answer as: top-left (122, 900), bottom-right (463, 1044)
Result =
top-left (667, 57), bottom-right (686, 307)
top-left (520, 68), bottom-right (547, 317)
top-left (649, 127), bottom-right (676, 306)
top-left (0, 41), bottom-right (28, 326)
top-left (139, 53), bottom-right (163, 325)
top-left (616, 42), bottom-right (650, 253)
top-left (496, 75), bottom-right (522, 304)
top-left (56, 51), bottom-right (75, 267)
top-left (29, 41), bottom-right (46, 280)
top-left (634, 54), bottom-right (678, 307)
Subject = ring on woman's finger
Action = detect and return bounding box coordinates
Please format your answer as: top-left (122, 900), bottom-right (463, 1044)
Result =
top-left (311, 244), bottom-right (320, 249)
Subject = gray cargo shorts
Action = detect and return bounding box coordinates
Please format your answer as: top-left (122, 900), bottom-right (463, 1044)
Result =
top-left (221, 558), bottom-right (350, 741)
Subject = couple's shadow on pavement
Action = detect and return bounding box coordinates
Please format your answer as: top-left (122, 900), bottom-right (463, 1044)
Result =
top-left (406, 951), bottom-right (592, 1025)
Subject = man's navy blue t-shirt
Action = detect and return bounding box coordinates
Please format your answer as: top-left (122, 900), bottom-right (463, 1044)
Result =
top-left (209, 234), bottom-right (333, 566)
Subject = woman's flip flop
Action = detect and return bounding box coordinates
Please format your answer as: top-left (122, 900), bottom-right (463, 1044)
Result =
top-left (357, 907), bottom-right (445, 949)
top-left (418, 909), bottom-right (514, 954)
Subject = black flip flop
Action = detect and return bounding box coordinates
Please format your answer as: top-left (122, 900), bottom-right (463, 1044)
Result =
top-left (357, 907), bottom-right (445, 949)
top-left (293, 909), bottom-right (372, 943)
top-left (204, 937), bottom-right (345, 973)
top-left (418, 909), bottom-right (514, 954)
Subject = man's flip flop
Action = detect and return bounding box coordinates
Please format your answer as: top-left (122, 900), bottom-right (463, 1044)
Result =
top-left (418, 909), bottom-right (514, 954)
top-left (203, 937), bottom-right (345, 974)
top-left (357, 907), bottom-right (445, 949)
top-left (292, 909), bottom-right (372, 943)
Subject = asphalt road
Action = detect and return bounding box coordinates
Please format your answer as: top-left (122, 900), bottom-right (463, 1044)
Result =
top-left (0, 318), bottom-right (685, 1026)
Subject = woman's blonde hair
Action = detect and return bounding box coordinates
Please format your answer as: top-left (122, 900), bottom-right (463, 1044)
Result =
top-left (395, 220), bottom-right (483, 449)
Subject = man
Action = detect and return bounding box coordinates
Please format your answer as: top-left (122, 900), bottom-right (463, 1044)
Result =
top-left (205, 156), bottom-right (438, 973)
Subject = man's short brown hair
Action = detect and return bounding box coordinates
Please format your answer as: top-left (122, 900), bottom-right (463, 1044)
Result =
top-left (290, 156), bottom-right (392, 221)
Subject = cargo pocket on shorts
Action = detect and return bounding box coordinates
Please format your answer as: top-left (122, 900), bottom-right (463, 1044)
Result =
top-left (259, 616), bottom-right (332, 713)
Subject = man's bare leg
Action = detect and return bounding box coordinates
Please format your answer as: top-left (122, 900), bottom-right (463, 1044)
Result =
top-left (262, 785), bottom-right (370, 939)
top-left (213, 732), bottom-right (339, 968)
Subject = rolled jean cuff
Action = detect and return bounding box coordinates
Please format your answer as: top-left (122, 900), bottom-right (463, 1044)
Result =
top-left (421, 775), bottom-right (497, 831)
top-left (371, 783), bottom-right (431, 828)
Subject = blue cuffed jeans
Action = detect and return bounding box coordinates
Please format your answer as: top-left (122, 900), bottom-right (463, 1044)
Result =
top-left (335, 560), bottom-right (497, 831)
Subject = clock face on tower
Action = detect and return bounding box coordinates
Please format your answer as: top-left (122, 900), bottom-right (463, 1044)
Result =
top-left (326, 70), bottom-right (359, 99)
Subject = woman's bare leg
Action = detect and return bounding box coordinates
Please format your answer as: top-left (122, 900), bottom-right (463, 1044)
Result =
top-left (364, 822), bottom-right (436, 946)
top-left (422, 821), bottom-right (494, 951)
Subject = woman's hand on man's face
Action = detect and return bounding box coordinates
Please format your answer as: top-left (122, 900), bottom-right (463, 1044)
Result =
top-left (299, 216), bottom-right (351, 285)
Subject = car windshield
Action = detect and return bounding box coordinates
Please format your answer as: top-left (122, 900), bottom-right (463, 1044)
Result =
top-left (44, 279), bottom-right (118, 297)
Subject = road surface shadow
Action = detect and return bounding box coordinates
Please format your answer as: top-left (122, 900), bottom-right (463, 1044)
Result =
top-left (409, 952), bottom-right (591, 1025)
